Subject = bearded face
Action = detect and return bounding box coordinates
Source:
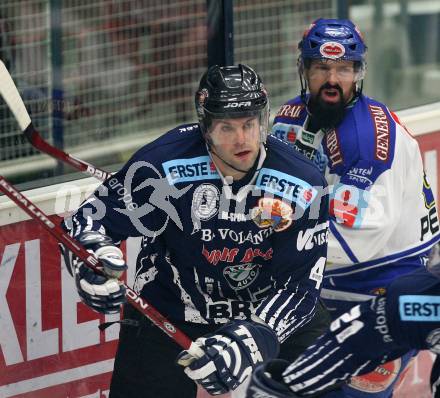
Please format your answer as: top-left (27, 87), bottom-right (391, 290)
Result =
top-left (305, 59), bottom-right (358, 130)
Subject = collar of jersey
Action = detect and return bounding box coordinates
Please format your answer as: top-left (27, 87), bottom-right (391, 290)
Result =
top-left (208, 143), bottom-right (267, 202)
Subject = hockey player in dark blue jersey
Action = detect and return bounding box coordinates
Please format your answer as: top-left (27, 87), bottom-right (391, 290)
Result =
top-left (62, 64), bottom-right (330, 397)
top-left (271, 18), bottom-right (440, 397)
top-left (245, 264), bottom-right (440, 398)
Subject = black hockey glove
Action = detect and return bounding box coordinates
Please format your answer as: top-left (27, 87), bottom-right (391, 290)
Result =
top-left (62, 231), bottom-right (127, 314)
top-left (246, 360), bottom-right (299, 398)
top-left (177, 320), bottom-right (279, 395)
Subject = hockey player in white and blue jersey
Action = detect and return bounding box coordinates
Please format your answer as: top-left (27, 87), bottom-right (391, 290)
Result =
top-left (62, 64), bottom-right (330, 397)
top-left (271, 18), bottom-right (440, 398)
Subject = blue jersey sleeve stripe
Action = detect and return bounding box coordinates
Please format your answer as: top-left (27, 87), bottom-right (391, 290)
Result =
top-left (329, 220), bottom-right (359, 263)
top-left (325, 234), bottom-right (440, 277)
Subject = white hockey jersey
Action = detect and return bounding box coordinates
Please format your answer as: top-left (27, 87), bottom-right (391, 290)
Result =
top-left (272, 94), bottom-right (440, 305)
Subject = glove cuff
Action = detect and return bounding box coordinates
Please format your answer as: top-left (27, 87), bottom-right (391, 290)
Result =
top-left (218, 320), bottom-right (280, 363)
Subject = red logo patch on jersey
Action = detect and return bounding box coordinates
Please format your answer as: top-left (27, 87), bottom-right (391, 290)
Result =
top-left (287, 129), bottom-right (296, 143)
top-left (303, 189), bottom-right (313, 203)
top-left (319, 42), bottom-right (345, 59)
top-left (209, 161), bottom-right (216, 171)
top-left (330, 190), bottom-right (358, 227)
top-left (349, 359), bottom-right (402, 393)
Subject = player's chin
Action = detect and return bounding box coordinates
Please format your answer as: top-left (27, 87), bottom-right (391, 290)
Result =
top-left (232, 161), bottom-right (251, 172)
top-left (229, 159), bottom-right (251, 173)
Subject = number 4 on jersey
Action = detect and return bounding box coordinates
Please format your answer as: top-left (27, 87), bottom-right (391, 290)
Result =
top-left (309, 257), bottom-right (326, 289)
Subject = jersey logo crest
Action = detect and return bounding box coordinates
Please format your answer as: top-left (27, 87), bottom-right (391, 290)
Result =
top-left (191, 183), bottom-right (220, 221)
top-left (330, 184), bottom-right (369, 228)
top-left (251, 197), bottom-right (292, 232)
top-left (223, 263), bottom-right (260, 290)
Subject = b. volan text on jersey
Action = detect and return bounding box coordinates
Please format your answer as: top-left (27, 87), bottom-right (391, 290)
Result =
top-left (199, 227), bottom-right (275, 245)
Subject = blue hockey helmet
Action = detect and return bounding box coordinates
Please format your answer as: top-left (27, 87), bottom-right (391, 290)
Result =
top-left (195, 64), bottom-right (269, 143)
top-left (299, 18), bottom-right (367, 63)
top-left (298, 19), bottom-right (367, 99)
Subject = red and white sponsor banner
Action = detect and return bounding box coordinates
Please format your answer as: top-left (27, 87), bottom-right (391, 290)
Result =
top-left (0, 217), bottom-right (121, 398)
top-left (0, 125), bottom-right (439, 397)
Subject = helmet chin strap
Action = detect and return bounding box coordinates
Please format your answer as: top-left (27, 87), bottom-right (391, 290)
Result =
top-left (299, 72), bottom-right (308, 105)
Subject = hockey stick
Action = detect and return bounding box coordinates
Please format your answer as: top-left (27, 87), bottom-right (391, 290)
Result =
top-left (0, 175), bottom-right (202, 354)
top-left (0, 59), bottom-right (109, 181)
top-left (0, 60), bottom-right (203, 355)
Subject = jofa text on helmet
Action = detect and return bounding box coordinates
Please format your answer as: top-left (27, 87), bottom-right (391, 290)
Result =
top-left (224, 101), bottom-right (252, 108)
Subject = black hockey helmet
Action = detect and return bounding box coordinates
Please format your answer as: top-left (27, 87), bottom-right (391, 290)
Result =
top-left (195, 64), bottom-right (269, 143)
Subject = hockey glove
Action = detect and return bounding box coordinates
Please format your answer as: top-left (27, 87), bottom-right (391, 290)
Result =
top-left (246, 360), bottom-right (299, 398)
top-left (62, 231), bottom-right (127, 314)
top-left (177, 320), bottom-right (279, 395)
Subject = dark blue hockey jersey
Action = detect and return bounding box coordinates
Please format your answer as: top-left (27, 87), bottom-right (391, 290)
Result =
top-left (66, 124), bottom-right (329, 342)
